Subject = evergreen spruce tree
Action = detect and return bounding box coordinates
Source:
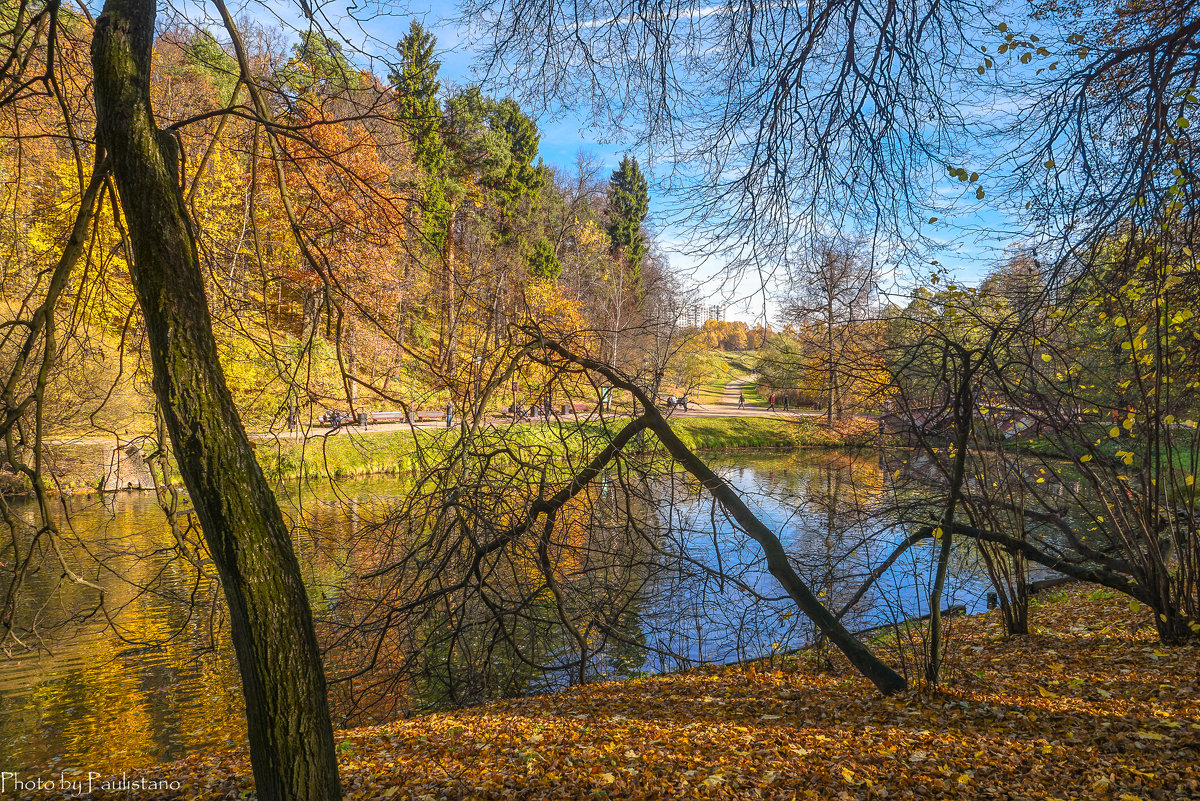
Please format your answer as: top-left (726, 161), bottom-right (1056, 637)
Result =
top-left (606, 155), bottom-right (649, 300)
top-left (391, 21), bottom-right (444, 175)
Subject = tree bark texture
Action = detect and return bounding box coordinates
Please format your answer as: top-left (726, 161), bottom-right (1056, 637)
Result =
top-left (91, 3), bottom-right (341, 799)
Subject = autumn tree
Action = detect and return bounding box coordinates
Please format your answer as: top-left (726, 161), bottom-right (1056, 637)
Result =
top-left (973, 229), bottom-right (1200, 644)
top-left (91, 0), bottom-right (341, 797)
top-left (780, 240), bottom-right (881, 423)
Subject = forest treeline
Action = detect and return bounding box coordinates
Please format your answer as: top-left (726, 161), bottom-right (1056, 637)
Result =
top-left (1, 16), bottom-right (686, 436)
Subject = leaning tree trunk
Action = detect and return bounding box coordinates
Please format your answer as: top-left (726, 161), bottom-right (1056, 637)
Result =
top-left (925, 353), bottom-right (975, 686)
top-left (532, 331), bottom-right (908, 696)
top-left (91, 3), bottom-right (341, 800)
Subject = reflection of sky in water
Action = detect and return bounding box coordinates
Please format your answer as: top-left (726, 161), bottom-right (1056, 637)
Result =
top-left (634, 453), bottom-right (990, 672)
top-left (0, 453), bottom-right (992, 771)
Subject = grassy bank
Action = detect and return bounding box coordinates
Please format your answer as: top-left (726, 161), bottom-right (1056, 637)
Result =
top-left (16, 415), bottom-right (878, 496)
top-left (253, 415), bottom-right (879, 482)
top-left (671, 415), bottom-right (876, 450)
top-left (71, 586), bottom-right (1198, 800)
top-left (686, 350), bottom-right (757, 403)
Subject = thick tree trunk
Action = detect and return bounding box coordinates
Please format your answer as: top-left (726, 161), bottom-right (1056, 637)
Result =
top-left (91, 3), bottom-right (341, 800)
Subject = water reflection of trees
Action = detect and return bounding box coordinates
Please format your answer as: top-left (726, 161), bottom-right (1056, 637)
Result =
top-left (0, 492), bottom-right (245, 769)
top-left (317, 449), bottom-right (935, 720)
top-left (2, 450), bottom-right (981, 764)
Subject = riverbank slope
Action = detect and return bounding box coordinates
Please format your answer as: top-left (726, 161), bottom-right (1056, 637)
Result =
top-left (34, 586), bottom-right (1199, 800)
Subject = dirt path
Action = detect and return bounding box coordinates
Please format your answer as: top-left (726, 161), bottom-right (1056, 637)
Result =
top-left (668, 375), bottom-right (820, 419)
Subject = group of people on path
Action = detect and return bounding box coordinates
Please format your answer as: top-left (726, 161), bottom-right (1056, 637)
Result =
top-left (443, 400), bottom-right (554, 427)
top-left (765, 393), bottom-right (789, 411)
top-left (738, 390), bottom-right (790, 412)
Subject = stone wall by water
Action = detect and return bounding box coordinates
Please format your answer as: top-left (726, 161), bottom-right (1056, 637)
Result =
top-left (2, 439), bottom-right (157, 495)
top-left (99, 442), bottom-right (156, 491)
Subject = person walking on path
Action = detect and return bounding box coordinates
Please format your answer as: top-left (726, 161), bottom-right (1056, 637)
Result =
top-left (767, 393), bottom-right (776, 411)
top-left (737, 392), bottom-right (745, 410)
top-left (445, 401), bottom-right (454, 428)
top-left (782, 395), bottom-right (790, 412)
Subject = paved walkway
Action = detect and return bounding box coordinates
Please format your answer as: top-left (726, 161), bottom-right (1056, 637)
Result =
top-left (48, 376), bottom-right (818, 445)
top-left (667, 375), bottom-right (820, 419)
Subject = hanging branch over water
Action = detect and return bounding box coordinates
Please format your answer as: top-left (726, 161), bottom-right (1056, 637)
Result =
top-left (521, 323), bottom-right (908, 695)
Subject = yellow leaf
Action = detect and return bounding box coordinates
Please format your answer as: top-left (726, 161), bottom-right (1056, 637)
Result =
top-left (1041, 353), bottom-right (1052, 362)
top-left (1080, 455), bottom-right (1093, 463)
top-left (1109, 426), bottom-right (1120, 438)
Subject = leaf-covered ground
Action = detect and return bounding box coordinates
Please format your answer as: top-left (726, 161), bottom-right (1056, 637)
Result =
top-left (32, 588), bottom-right (1200, 799)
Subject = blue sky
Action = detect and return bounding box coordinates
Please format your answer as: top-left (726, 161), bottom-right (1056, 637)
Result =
top-left (242, 0), bottom-right (1032, 324)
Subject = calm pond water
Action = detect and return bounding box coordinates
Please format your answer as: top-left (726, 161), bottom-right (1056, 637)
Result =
top-left (0, 450), bottom-right (990, 773)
